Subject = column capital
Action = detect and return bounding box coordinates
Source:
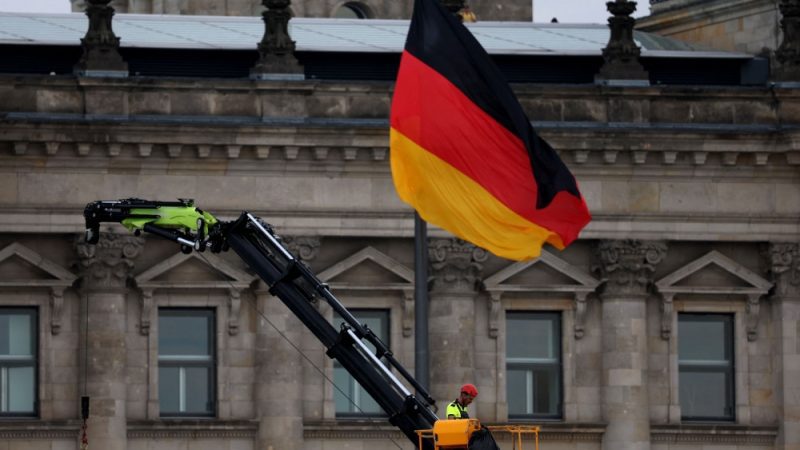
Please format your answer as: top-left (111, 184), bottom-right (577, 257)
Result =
top-left (594, 239), bottom-right (667, 297)
top-left (75, 233), bottom-right (144, 292)
top-left (429, 238), bottom-right (488, 293)
top-left (763, 242), bottom-right (800, 298)
top-left (283, 236), bottom-right (321, 262)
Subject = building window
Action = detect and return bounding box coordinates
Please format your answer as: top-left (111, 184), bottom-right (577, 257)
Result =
top-left (0, 308), bottom-right (37, 417)
top-left (678, 313), bottom-right (734, 422)
top-left (334, 2), bottom-right (370, 18)
top-left (333, 309), bottom-right (389, 416)
top-left (158, 308), bottom-right (215, 417)
top-left (506, 311), bottom-right (561, 419)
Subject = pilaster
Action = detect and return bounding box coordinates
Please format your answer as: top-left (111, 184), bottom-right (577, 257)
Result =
top-left (594, 239), bottom-right (667, 450)
top-left (75, 233), bottom-right (143, 450)
top-left (427, 238), bottom-right (487, 409)
top-left (255, 236), bottom-right (318, 450)
top-left (764, 242), bottom-right (800, 450)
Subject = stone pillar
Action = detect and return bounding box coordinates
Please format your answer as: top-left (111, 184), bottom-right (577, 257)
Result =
top-left (75, 233), bottom-right (143, 450)
top-left (250, 0), bottom-right (304, 80)
top-left (596, 0), bottom-right (649, 86)
top-left (774, 0), bottom-right (800, 84)
top-left (428, 238), bottom-right (487, 409)
top-left (74, 0), bottom-right (128, 77)
top-left (255, 236), bottom-right (318, 450)
top-left (594, 240), bottom-right (666, 450)
top-left (764, 243), bottom-right (800, 450)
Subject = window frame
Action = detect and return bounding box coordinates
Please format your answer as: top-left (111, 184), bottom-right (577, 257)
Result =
top-left (0, 307), bottom-right (38, 418)
top-left (157, 307), bottom-right (216, 418)
top-left (505, 310), bottom-right (563, 421)
top-left (678, 312), bottom-right (735, 423)
top-left (332, 308), bottom-right (390, 418)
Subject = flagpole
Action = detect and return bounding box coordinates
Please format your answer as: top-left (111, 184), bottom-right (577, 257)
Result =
top-left (414, 212), bottom-right (429, 391)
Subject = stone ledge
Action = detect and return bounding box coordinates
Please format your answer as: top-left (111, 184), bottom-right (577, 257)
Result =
top-left (650, 423), bottom-right (778, 445)
top-left (0, 420), bottom-right (80, 439)
top-left (126, 419), bottom-right (258, 439)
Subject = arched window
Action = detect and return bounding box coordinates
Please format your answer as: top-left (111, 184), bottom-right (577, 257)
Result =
top-left (334, 2), bottom-right (371, 19)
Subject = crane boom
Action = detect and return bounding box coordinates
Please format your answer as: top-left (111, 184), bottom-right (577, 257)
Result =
top-left (83, 199), bottom-right (438, 448)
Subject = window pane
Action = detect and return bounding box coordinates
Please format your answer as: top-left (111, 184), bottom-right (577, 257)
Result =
top-left (0, 313), bottom-right (32, 357)
top-left (356, 382), bottom-right (381, 414)
top-left (159, 366), bottom-right (180, 414)
top-left (334, 366), bottom-right (354, 412)
top-left (185, 367), bottom-right (212, 414)
top-left (507, 368), bottom-right (530, 415)
top-left (159, 312), bottom-right (212, 356)
top-left (680, 370), bottom-right (731, 419)
top-left (507, 314), bottom-right (555, 360)
top-left (678, 318), bottom-right (728, 362)
top-left (8, 366), bottom-right (35, 413)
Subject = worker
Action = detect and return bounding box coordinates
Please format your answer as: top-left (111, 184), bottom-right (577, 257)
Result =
top-left (446, 383), bottom-right (478, 419)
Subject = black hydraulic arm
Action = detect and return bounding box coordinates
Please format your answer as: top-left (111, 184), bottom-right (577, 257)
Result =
top-left (82, 200), bottom-right (438, 448)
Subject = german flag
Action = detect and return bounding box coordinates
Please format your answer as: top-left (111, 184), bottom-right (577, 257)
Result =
top-left (390, 0), bottom-right (591, 261)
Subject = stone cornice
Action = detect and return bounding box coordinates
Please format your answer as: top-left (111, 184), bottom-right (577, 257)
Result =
top-left (639, 0), bottom-right (777, 31)
top-left (650, 424), bottom-right (778, 445)
top-left (126, 420), bottom-right (258, 439)
top-left (0, 421), bottom-right (80, 439)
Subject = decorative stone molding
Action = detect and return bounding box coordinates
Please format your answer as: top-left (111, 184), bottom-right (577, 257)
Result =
top-left (283, 236), bottom-right (321, 262)
top-left (429, 238), bottom-right (488, 293)
top-left (654, 250), bottom-right (773, 340)
top-left (139, 288), bottom-right (154, 335)
top-left (228, 288), bottom-right (242, 335)
top-left (0, 421), bottom-right (81, 439)
top-left (0, 242), bottom-right (77, 334)
top-left (75, 233), bottom-right (143, 292)
top-left (594, 239), bottom-right (667, 297)
top-left (483, 250), bottom-right (600, 339)
top-left (134, 250), bottom-right (255, 334)
top-left (763, 242), bottom-right (800, 297)
top-left (317, 246), bottom-right (416, 335)
top-left (595, 0), bottom-right (649, 85)
top-left (127, 420), bottom-right (258, 439)
top-left (650, 424), bottom-right (778, 445)
top-left (250, 0), bottom-right (304, 80)
top-left (73, 0), bottom-right (128, 77)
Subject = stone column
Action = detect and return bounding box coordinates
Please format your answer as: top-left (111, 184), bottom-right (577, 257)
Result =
top-left (594, 240), bottom-right (666, 450)
top-left (428, 238), bottom-right (487, 409)
top-left (764, 243), bottom-right (800, 450)
top-left (75, 233), bottom-right (143, 450)
top-left (255, 236), bottom-right (318, 450)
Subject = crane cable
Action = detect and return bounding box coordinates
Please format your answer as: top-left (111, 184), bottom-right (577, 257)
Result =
top-left (196, 251), bottom-right (405, 450)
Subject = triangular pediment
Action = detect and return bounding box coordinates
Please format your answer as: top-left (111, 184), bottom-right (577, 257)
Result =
top-left (0, 243), bottom-right (76, 287)
top-left (317, 247), bottom-right (413, 290)
top-left (135, 251), bottom-right (254, 290)
top-left (656, 250), bottom-right (772, 295)
top-left (484, 250), bottom-right (599, 294)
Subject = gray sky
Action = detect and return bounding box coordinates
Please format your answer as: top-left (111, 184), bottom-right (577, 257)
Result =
top-left (0, 0), bottom-right (649, 23)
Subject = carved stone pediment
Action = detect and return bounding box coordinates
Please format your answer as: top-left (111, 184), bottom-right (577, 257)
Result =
top-left (317, 246), bottom-right (415, 336)
top-left (134, 251), bottom-right (255, 335)
top-left (0, 243), bottom-right (77, 335)
top-left (483, 250), bottom-right (600, 339)
top-left (655, 250), bottom-right (772, 341)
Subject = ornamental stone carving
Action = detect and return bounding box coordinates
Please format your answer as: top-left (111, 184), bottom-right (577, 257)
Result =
top-left (250, 0), bottom-right (303, 79)
top-left (775, 0), bottom-right (800, 82)
top-left (593, 239), bottom-right (667, 297)
top-left (75, 233), bottom-right (144, 291)
top-left (428, 238), bottom-right (488, 293)
top-left (763, 242), bottom-right (800, 297)
top-left (283, 236), bottom-right (321, 262)
top-left (74, 0), bottom-right (128, 76)
top-left (596, 0), bottom-right (649, 85)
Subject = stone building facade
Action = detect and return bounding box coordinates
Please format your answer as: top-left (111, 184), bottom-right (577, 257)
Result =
top-left (1, 3), bottom-right (799, 450)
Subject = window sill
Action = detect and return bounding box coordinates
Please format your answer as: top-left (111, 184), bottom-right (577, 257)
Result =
top-left (0, 420), bottom-right (80, 440)
top-left (127, 419), bottom-right (258, 439)
top-left (651, 423), bottom-right (778, 445)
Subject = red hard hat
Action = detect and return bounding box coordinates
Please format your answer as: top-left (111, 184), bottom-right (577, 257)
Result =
top-left (460, 383), bottom-right (478, 397)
